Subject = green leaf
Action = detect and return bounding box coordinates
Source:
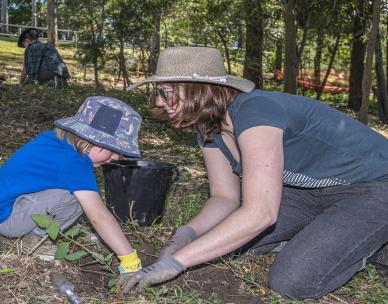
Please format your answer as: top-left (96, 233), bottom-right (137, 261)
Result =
top-left (64, 227), bottom-right (80, 238)
top-left (92, 252), bottom-right (105, 263)
top-left (65, 251), bottom-right (87, 261)
top-left (104, 253), bottom-right (113, 262)
top-left (46, 220), bottom-right (61, 240)
top-left (55, 242), bottom-right (70, 260)
top-left (31, 214), bottom-right (52, 228)
top-left (107, 278), bottom-right (116, 289)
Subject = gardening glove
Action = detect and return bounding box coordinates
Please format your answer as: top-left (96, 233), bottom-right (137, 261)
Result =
top-left (119, 255), bottom-right (186, 293)
top-left (118, 250), bottom-right (142, 274)
top-left (159, 226), bottom-right (197, 259)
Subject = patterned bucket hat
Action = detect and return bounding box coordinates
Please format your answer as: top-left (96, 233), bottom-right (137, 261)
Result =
top-left (18, 28), bottom-right (40, 48)
top-left (54, 96), bottom-right (142, 158)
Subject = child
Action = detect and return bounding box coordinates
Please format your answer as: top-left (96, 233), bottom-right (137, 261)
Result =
top-left (0, 96), bottom-right (142, 274)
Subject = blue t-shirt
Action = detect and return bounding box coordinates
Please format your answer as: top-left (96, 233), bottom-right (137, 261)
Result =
top-left (0, 131), bottom-right (98, 223)
top-left (198, 89), bottom-right (388, 188)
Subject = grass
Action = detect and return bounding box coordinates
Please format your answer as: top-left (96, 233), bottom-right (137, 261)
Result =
top-left (0, 38), bottom-right (388, 303)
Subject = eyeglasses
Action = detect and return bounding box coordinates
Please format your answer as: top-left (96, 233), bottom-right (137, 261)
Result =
top-left (154, 87), bottom-right (173, 102)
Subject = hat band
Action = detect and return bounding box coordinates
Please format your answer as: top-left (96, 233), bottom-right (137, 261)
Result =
top-left (155, 74), bottom-right (228, 83)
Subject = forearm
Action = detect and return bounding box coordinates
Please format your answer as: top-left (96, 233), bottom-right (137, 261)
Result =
top-left (174, 205), bottom-right (276, 268)
top-left (186, 196), bottom-right (240, 237)
top-left (88, 209), bottom-right (133, 256)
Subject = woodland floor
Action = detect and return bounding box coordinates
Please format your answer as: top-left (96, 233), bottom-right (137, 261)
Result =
top-left (0, 37), bottom-right (388, 303)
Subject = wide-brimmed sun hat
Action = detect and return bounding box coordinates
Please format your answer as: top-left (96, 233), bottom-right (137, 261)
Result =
top-left (54, 96), bottom-right (142, 158)
top-left (18, 28), bottom-right (40, 48)
top-left (128, 47), bottom-right (255, 92)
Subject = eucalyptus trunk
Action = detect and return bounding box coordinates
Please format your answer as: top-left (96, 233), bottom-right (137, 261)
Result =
top-left (149, 13), bottom-right (161, 75)
top-left (349, 0), bottom-right (366, 111)
top-left (316, 34), bottom-right (340, 100)
top-left (359, 0), bottom-right (380, 124)
top-left (243, 0), bottom-right (263, 89)
top-left (31, 0), bottom-right (37, 27)
top-left (374, 31), bottom-right (388, 122)
top-left (283, 0), bottom-right (298, 94)
top-left (1, 0), bottom-right (8, 33)
top-left (47, 0), bottom-right (58, 46)
top-left (314, 32), bottom-right (324, 87)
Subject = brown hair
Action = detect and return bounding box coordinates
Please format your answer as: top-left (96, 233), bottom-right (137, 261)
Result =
top-left (149, 82), bottom-right (239, 141)
top-left (54, 128), bottom-right (94, 155)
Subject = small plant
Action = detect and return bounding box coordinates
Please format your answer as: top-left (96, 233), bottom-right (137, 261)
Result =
top-left (32, 214), bottom-right (114, 274)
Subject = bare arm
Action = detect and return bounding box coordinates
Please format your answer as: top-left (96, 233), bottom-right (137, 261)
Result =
top-left (186, 147), bottom-right (241, 237)
top-left (74, 190), bottom-right (134, 256)
top-left (174, 126), bottom-right (284, 267)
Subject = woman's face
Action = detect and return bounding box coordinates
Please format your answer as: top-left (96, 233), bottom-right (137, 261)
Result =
top-left (154, 84), bottom-right (184, 119)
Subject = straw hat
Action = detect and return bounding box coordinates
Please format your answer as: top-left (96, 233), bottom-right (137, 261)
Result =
top-left (54, 96), bottom-right (142, 158)
top-left (128, 47), bottom-right (255, 92)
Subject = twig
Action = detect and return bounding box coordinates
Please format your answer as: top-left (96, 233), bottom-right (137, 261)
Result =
top-left (79, 268), bottom-right (113, 277)
top-left (326, 294), bottom-right (350, 304)
top-left (28, 234), bottom-right (49, 255)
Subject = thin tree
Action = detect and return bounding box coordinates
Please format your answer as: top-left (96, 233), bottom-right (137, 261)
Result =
top-left (374, 30), bottom-right (388, 121)
top-left (32, 0), bottom-right (37, 27)
top-left (359, 0), bottom-right (380, 124)
top-left (348, 0), bottom-right (367, 111)
top-left (1, 0), bottom-right (8, 33)
top-left (283, 0), bottom-right (298, 94)
top-left (47, 0), bottom-right (58, 46)
top-left (243, 0), bottom-right (263, 88)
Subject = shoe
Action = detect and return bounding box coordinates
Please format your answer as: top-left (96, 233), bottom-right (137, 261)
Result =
top-left (17, 234), bottom-right (57, 262)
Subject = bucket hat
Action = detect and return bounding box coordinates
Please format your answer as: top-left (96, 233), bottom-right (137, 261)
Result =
top-left (18, 28), bottom-right (40, 48)
top-left (54, 96), bottom-right (142, 158)
top-left (128, 47), bottom-right (255, 92)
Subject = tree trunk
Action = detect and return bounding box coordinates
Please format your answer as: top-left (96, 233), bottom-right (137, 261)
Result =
top-left (149, 13), bottom-right (161, 75)
top-left (316, 33), bottom-right (340, 100)
top-left (47, 0), bottom-right (58, 46)
top-left (348, 0), bottom-right (367, 111)
top-left (314, 31), bottom-right (324, 86)
top-left (374, 31), bottom-right (388, 121)
top-left (1, 0), bottom-right (8, 33)
top-left (359, 0), bottom-right (380, 124)
top-left (386, 14), bottom-right (388, 94)
top-left (119, 38), bottom-right (131, 90)
top-left (221, 35), bottom-right (231, 74)
top-left (274, 39), bottom-right (282, 73)
top-left (87, 1), bottom-right (99, 87)
top-left (283, 0), bottom-right (298, 94)
top-left (31, 0), bottom-right (37, 27)
top-left (243, 0), bottom-right (263, 89)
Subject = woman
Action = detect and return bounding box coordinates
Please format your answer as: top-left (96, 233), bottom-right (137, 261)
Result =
top-left (120, 46), bottom-right (388, 299)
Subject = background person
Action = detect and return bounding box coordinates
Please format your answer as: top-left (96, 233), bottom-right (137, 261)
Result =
top-left (18, 28), bottom-right (70, 87)
top-left (0, 96), bottom-right (142, 275)
top-left (120, 46), bottom-right (388, 300)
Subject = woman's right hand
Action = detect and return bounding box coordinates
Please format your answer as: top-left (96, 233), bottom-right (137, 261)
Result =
top-left (159, 226), bottom-right (197, 259)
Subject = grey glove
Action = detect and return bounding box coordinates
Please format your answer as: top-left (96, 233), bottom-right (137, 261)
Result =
top-left (159, 226), bottom-right (197, 259)
top-left (119, 255), bottom-right (186, 293)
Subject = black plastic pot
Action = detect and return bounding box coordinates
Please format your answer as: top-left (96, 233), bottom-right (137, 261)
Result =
top-left (103, 159), bottom-right (179, 226)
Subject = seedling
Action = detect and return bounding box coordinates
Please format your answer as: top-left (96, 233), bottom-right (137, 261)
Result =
top-left (32, 214), bottom-right (114, 274)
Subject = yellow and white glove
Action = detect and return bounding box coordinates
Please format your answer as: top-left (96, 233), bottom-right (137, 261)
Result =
top-left (118, 250), bottom-right (142, 274)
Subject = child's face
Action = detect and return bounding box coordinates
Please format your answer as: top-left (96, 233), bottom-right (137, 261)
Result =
top-left (88, 147), bottom-right (120, 167)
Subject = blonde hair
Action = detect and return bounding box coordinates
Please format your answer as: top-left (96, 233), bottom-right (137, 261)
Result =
top-left (54, 128), bottom-right (94, 155)
top-left (149, 82), bottom-right (239, 141)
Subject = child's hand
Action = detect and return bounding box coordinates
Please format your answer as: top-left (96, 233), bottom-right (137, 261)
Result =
top-left (118, 250), bottom-right (142, 274)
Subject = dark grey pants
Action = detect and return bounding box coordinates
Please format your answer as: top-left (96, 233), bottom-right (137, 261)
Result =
top-left (248, 182), bottom-right (388, 300)
top-left (0, 189), bottom-right (83, 238)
